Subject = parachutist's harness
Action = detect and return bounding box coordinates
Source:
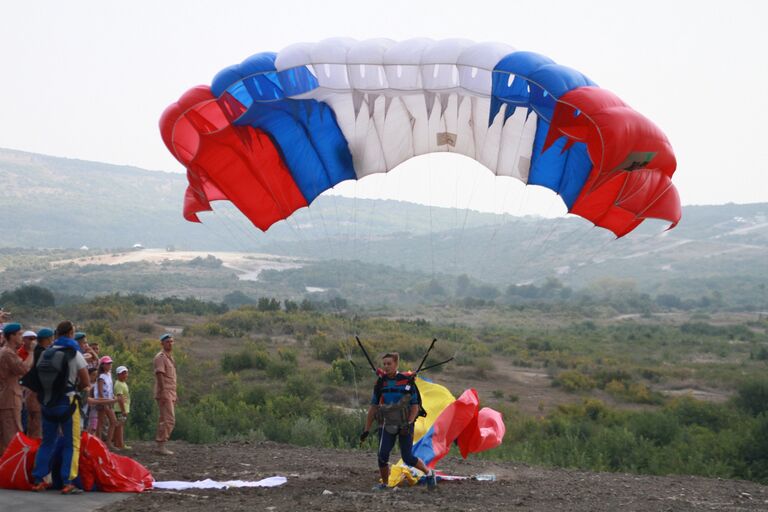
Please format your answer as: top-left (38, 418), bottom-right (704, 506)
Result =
top-left (357, 336), bottom-right (453, 435)
top-left (373, 371), bottom-right (419, 434)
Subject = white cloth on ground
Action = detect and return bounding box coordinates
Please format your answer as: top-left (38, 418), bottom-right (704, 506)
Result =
top-left (152, 476), bottom-right (287, 490)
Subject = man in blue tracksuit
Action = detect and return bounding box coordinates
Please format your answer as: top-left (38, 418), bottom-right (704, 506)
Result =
top-left (361, 352), bottom-right (436, 490)
top-left (31, 320), bottom-right (89, 495)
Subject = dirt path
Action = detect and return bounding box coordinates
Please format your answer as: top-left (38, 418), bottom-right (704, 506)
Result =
top-left (106, 440), bottom-right (768, 512)
top-left (52, 249), bottom-right (305, 281)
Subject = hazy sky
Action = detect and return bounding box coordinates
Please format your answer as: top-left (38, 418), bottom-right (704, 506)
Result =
top-left (1, 0), bottom-right (766, 216)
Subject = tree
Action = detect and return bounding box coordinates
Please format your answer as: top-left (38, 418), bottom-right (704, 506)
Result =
top-left (257, 297), bottom-right (280, 311)
top-left (223, 290), bottom-right (256, 307)
top-left (456, 274), bottom-right (471, 297)
top-left (0, 285), bottom-right (55, 308)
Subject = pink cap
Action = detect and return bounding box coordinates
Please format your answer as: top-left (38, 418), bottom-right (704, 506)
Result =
top-left (99, 356), bottom-right (113, 364)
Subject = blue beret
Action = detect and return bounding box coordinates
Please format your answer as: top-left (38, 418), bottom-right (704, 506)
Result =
top-left (160, 333), bottom-right (173, 342)
top-left (37, 327), bottom-right (54, 339)
top-left (2, 323), bottom-right (22, 336)
top-left (74, 332), bottom-right (86, 341)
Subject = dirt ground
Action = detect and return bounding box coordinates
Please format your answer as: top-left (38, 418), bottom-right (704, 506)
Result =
top-left (105, 440), bottom-right (768, 512)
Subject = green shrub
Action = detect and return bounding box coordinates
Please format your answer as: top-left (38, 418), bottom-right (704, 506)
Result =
top-left (629, 412), bottom-right (679, 446)
top-left (328, 359), bottom-right (355, 384)
top-left (173, 410), bottom-right (216, 444)
top-left (555, 370), bottom-right (596, 392)
top-left (310, 334), bottom-right (344, 363)
top-left (290, 417), bottom-right (329, 446)
top-left (221, 343), bottom-right (271, 373)
top-left (736, 378), bottom-right (768, 416)
top-left (667, 397), bottom-right (731, 431)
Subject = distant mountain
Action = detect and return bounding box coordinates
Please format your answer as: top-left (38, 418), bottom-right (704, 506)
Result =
top-left (2, 147), bottom-right (767, 298)
top-left (0, 147), bottom-right (502, 249)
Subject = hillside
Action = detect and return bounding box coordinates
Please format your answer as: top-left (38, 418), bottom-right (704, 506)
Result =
top-left (2, 147), bottom-right (767, 302)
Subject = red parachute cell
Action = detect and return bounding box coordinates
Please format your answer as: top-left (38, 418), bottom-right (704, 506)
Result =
top-left (457, 407), bottom-right (506, 458)
top-left (545, 86), bottom-right (680, 236)
top-left (159, 86), bottom-right (308, 231)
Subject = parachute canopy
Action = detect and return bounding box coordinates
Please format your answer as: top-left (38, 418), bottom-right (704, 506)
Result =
top-left (160, 38), bottom-right (680, 237)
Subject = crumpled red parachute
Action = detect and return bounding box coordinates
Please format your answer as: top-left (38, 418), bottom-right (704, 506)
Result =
top-left (0, 432), bottom-right (153, 493)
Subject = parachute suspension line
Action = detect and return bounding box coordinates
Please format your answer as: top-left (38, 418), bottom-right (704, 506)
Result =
top-left (352, 180), bottom-right (359, 259)
top-left (345, 342), bottom-right (365, 432)
top-left (508, 191), bottom-right (563, 282)
top-left (360, 179), bottom-right (377, 263)
top-left (553, 217), bottom-right (592, 249)
top-left (454, 161), bottom-right (483, 275)
top-left (428, 164), bottom-right (436, 279)
top-left (488, 178), bottom-right (525, 245)
top-left (207, 208), bottom-right (251, 253)
top-left (217, 203), bottom-right (263, 251)
top-left (452, 156), bottom-right (461, 273)
top-left (521, 192), bottom-right (560, 255)
top-left (198, 211), bottom-right (248, 253)
top-left (535, 218), bottom-right (564, 257)
top-left (583, 227), bottom-right (616, 263)
top-left (330, 192), bottom-right (346, 258)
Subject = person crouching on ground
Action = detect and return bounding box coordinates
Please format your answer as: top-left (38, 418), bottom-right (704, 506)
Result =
top-left (96, 356), bottom-right (118, 449)
top-left (112, 365), bottom-right (131, 450)
top-left (31, 320), bottom-right (89, 495)
top-left (154, 333), bottom-right (177, 455)
top-left (361, 352), bottom-right (436, 490)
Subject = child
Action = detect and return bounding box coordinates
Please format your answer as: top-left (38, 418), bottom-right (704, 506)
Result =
top-left (112, 366), bottom-right (131, 450)
top-left (85, 367), bottom-right (115, 434)
top-left (96, 356), bottom-right (119, 449)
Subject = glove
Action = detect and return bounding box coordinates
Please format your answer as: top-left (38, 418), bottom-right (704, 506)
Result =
top-left (359, 430), bottom-right (369, 443)
top-left (400, 423), bottom-right (413, 436)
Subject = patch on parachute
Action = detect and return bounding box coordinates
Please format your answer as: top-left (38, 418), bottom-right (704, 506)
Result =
top-left (436, 132), bottom-right (457, 147)
top-left (611, 151), bottom-right (657, 173)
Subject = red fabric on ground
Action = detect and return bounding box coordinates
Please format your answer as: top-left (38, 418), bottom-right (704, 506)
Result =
top-left (79, 433), bottom-right (153, 492)
top-left (0, 433), bottom-right (41, 490)
top-left (0, 431), bottom-right (152, 492)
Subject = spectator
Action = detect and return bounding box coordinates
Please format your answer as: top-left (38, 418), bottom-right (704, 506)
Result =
top-left (0, 323), bottom-right (34, 453)
top-left (17, 331), bottom-right (37, 361)
top-left (113, 366), bottom-right (131, 450)
top-left (96, 356), bottom-right (118, 450)
top-left (154, 333), bottom-right (177, 456)
top-left (83, 367), bottom-right (115, 435)
top-left (17, 331), bottom-right (37, 434)
top-left (20, 328), bottom-right (55, 438)
top-left (0, 307), bottom-right (10, 342)
top-left (89, 340), bottom-right (100, 362)
top-left (74, 332), bottom-right (98, 371)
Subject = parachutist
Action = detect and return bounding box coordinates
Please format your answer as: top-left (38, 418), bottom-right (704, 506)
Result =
top-left (363, 352), bottom-right (436, 490)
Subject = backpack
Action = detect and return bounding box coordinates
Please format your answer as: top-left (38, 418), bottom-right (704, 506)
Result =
top-left (35, 345), bottom-right (77, 408)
